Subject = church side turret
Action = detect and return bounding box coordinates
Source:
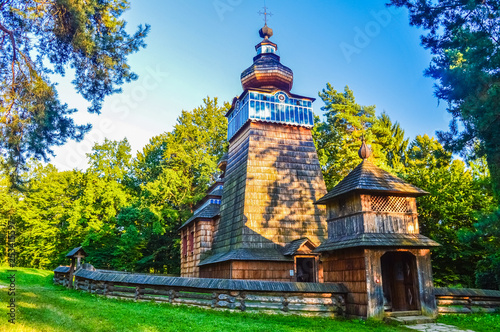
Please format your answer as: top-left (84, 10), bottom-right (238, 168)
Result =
top-left (315, 142), bottom-right (439, 319)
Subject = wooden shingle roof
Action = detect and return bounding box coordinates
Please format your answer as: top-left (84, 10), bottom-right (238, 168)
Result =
top-left (314, 233), bottom-right (440, 252)
top-left (74, 268), bottom-right (348, 293)
top-left (54, 266), bottom-right (71, 273)
top-left (199, 248), bottom-right (291, 266)
top-left (316, 160), bottom-right (428, 204)
top-left (283, 238), bottom-right (317, 256)
top-left (66, 246), bottom-right (87, 258)
top-left (179, 204), bottom-right (220, 230)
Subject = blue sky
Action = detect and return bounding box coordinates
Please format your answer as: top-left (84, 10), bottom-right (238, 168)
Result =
top-left (50, 0), bottom-right (450, 170)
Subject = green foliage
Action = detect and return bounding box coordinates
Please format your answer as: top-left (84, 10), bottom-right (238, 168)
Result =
top-left (129, 97), bottom-right (229, 273)
top-left (314, 84), bottom-right (376, 189)
top-left (0, 0), bottom-right (149, 184)
top-left (0, 97), bottom-right (228, 274)
top-left (13, 163), bottom-right (81, 269)
top-left (314, 84), bottom-right (497, 288)
top-left (460, 207), bottom-right (500, 290)
top-left (314, 84), bottom-right (408, 189)
top-left (404, 135), bottom-right (497, 287)
top-left (390, 0), bottom-right (500, 197)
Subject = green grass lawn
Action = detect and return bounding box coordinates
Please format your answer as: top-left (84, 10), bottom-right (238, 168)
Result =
top-left (0, 266), bottom-right (496, 332)
top-left (437, 313), bottom-right (500, 332)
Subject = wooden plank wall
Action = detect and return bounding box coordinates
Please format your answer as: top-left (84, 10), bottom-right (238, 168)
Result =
top-left (231, 261), bottom-right (294, 282)
top-left (363, 213), bottom-right (419, 234)
top-left (322, 249), bottom-right (368, 317)
top-left (199, 261), bottom-right (231, 279)
top-left (326, 195), bottom-right (419, 237)
top-left (327, 194), bottom-right (361, 220)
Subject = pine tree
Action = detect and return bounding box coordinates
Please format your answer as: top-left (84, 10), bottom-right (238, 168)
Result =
top-left (0, 0), bottom-right (149, 184)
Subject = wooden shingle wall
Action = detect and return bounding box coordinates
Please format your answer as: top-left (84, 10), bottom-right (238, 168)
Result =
top-left (180, 225), bottom-right (195, 277)
top-left (204, 122), bottom-right (328, 272)
top-left (322, 249), bottom-right (368, 317)
top-left (181, 220), bottom-right (216, 278)
top-left (242, 122), bottom-right (327, 247)
top-left (199, 261), bottom-right (231, 279)
top-left (211, 124), bottom-right (251, 252)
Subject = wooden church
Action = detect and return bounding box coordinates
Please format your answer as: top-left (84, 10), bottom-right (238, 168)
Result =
top-left (179, 23), bottom-right (440, 319)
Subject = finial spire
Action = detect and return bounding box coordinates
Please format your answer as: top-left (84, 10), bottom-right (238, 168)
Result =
top-left (258, 6), bottom-right (273, 25)
top-left (358, 136), bottom-right (372, 160)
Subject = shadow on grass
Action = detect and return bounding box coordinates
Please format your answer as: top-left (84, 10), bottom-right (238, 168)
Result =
top-left (0, 267), bottom-right (408, 332)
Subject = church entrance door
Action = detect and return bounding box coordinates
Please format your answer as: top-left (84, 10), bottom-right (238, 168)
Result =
top-left (381, 252), bottom-right (419, 311)
top-left (295, 257), bottom-right (316, 282)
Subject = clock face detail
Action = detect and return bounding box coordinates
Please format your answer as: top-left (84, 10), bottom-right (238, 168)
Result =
top-left (277, 93), bottom-right (286, 102)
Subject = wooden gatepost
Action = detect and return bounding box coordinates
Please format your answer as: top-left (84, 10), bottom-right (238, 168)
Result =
top-left (65, 246), bottom-right (87, 288)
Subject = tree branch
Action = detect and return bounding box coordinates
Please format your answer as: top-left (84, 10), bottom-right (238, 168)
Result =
top-left (0, 22), bottom-right (16, 87)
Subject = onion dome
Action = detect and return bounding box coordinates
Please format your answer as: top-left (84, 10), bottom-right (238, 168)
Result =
top-left (241, 24), bottom-right (293, 92)
top-left (358, 140), bottom-right (372, 160)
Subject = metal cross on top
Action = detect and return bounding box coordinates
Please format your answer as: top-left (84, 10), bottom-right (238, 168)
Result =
top-left (258, 6), bottom-right (273, 24)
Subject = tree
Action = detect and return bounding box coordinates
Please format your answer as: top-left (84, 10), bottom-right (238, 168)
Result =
top-left (75, 139), bottom-right (133, 269)
top-left (129, 97), bottom-right (229, 273)
top-left (390, 0), bottom-right (500, 197)
top-left (0, 0), bottom-right (149, 183)
top-left (404, 135), bottom-right (497, 287)
top-left (314, 84), bottom-right (408, 188)
top-left (371, 112), bottom-right (409, 172)
top-left (315, 84), bottom-right (377, 189)
top-left (12, 162), bottom-right (82, 269)
top-left (0, 170), bottom-right (19, 264)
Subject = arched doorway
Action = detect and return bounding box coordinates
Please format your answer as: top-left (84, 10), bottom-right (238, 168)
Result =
top-left (381, 251), bottom-right (420, 311)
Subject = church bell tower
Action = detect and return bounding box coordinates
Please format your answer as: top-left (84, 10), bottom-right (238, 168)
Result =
top-left (198, 23), bottom-right (328, 281)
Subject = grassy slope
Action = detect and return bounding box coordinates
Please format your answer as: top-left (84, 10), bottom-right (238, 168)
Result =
top-left (0, 266), bottom-right (497, 332)
top-left (0, 267), bottom-right (406, 332)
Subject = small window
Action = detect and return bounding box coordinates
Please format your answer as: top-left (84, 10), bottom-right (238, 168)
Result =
top-left (371, 195), bottom-right (411, 213)
top-left (189, 231), bottom-right (194, 254)
top-left (182, 235), bottom-right (187, 256)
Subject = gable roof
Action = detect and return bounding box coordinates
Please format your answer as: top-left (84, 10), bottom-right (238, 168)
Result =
top-left (179, 204), bottom-right (220, 230)
top-left (66, 246), bottom-right (87, 258)
top-left (199, 248), bottom-right (291, 266)
top-left (283, 238), bottom-right (317, 256)
top-left (316, 160), bottom-right (428, 204)
top-left (314, 233), bottom-right (440, 252)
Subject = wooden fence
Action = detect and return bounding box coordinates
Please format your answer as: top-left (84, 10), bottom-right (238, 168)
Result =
top-left (435, 287), bottom-right (500, 314)
top-left (53, 266), bottom-right (71, 287)
top-left (58, 267), bottom-right (347, 316)
top-left (54, 266), bottom-right (500, 316)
